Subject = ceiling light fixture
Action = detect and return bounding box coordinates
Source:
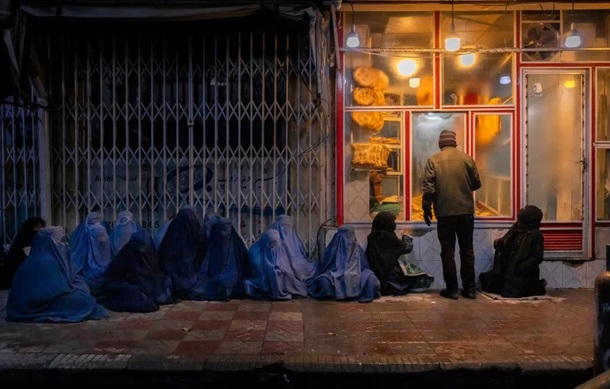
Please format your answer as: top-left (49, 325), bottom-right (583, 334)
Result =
top-left (346, 3), bottom-right (360, 48)
top-left (445, 0), bottom-right (460, 52)
top-left (563, 0), bottom-right (582, 48)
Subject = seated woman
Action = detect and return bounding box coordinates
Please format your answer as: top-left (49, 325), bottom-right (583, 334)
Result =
top-left (245, 228), bottom-right (308, 300)
top-left (157, 205), bottom-right (207, 300)
top-left (79, 223), bottom-right (114, 298)
top-left (103, 230), bottom-right (173, 312)
top-left (479, 205), bottom-right (547, 298)
top-left (365, 211), bottom-right (434, 296)
top-left (0, 216), bottom-right (46, 289)
top-left (270, 214), bottom-right (318, 285)
top-left (69, 211), bottom-right (111, 273)
top-left (308, 225), bottom-right (380, 303)
top-left (6, 226), bottom-right (108, 323)
top-left (109, 210), bottom-right (143, 254)
top-left (189, 217), bottom-right (251, 301)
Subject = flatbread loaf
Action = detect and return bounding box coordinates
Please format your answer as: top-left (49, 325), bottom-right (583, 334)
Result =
top-left (353, 87), bottom-right (376, 106)
top-left (353, 66), bottom-right (379, 88)
top-left (351, 111), bottom-right (384, 132)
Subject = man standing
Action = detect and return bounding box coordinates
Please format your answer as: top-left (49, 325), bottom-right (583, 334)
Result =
top-left (422, 129), bottom-right (481, 300)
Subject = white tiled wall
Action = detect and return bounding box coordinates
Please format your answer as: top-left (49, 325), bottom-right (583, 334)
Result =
top-left (325, 226), bottom-right (606, 289)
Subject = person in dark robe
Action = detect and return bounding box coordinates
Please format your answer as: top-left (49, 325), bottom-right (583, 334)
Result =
top-left (308, 225), bottom-right (380, 303)
top-left (79, 222), bottom-right (114, 298)
top-left (479, 205), bottom-right (547, 298)
top-left (109, 210), bottom-right (143, 254)
top-left (189, 217), bottom-right (251, 301)
top-left (0, 216), bottom-right (45, 289)
top-left (270, 214), bottom-right (318, 285)
top-left (157, 205), bottom-right (207, 300)
top-left (365, 211), bottom-right (434, 296)
top-left (245, 228), bottom-right (308, 300)
top-left (102, 230), bottom-right (173, 312)
top-left (69, 211), bottom-right (111, 273)
top-left (6, 226), bottom-right (108, 323)
top-left (154, 214), bottom-right (175, 252)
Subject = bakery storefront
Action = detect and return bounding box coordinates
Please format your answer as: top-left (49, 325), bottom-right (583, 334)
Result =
top-left (335, 2), bottom-right (610, 286)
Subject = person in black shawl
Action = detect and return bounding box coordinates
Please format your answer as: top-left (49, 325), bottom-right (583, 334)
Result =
top-left (365, 211), bottom-right (433, 295)
top-left (0, 216), bottom-right (46, 289)
top-left (479, 205), bottom-right (546, 298)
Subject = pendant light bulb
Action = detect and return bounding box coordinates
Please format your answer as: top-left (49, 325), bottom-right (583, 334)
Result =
top-left (346, 27), bottom-right (360, 48)
top-left (563, 0), bottom-right (582, 48)
top-left (346, 3), bottom-right (360, 48)
top-left (445, 0), bottom-right (460, 52)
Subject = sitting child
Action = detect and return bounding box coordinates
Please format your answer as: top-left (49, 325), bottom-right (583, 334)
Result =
top-left (479, 205), bottom-right (547, 298)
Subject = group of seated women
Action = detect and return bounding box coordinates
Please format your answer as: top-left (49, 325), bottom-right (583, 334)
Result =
top-left (0, 205), bottom-right (546, 324)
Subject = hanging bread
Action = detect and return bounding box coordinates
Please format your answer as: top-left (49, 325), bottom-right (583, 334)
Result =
top-left (352, 143), bottom-right (391, 168)
top-left (351, 111), bottom-right (384, 132)
top-left (372, 69), bottom-right (390, 91)
top-left (353, 87), bottom-right (376, 106)
top-left (353, 66), bottom-right (380, 88)
top-left (373, 90), bottom-right (386, 106)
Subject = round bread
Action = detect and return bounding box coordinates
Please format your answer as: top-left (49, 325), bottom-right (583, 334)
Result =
top-left (353, 87), bottom-right (376, 106)
top-left (353, 66), bottom-right (379, 87)
top-left (373, 69), bottom-right (390, 91)
top-left (373, 90), bottom-right (386, 106)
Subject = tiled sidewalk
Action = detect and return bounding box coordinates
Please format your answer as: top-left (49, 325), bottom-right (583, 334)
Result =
top-left (0, 289), bottom-right (598, 387)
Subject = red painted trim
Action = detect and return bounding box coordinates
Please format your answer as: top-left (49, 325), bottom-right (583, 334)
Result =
top-left (434, 11), bottom-right (441, 109)
top-left (404, 113), bottom-right (411, 221)
top-left (590, 66), bottom-right (597, 256)
top-left (515, 10), bottom-right (522, 219)
top-left (336, 11), bottom-right (345, 226)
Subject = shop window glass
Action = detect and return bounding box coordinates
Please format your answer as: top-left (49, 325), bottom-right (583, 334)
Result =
top-left (410, 112), bottom-right (466, 221)
top-left (596, 69), bottom-right (610, 220)
top-left (561, 10), bottom-right (610, 62)
top-left (343, 12), bottom-right (434, 108)
top-left (474, 113), bottom-right (512, 217)
top-left (344, 111), bottom-right (405, 222)
top-left (441, 11), bottom-right (514, 106)
top-left (524, 72), bottom-right (584, 222)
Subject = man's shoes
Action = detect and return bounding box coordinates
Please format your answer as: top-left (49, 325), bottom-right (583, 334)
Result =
top-left (439, 289), bottom-right (459, 300)
top-left (461, 288), bottom-right (477, 299)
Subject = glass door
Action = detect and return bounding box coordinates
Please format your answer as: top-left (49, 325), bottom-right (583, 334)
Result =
top-left (523, 70), bottom-right (588, 256)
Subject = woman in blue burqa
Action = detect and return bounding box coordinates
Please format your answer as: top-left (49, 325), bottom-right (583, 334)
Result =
top-left (479, 205), bottom-right (547, 298)
top-left (109, 210), bottom-right (143, 254)
top-left (244, 228), bottom-right (308, 300)
top-left (6, 226), bottom-right (108, 323)
top-left (79, 222), bottom-right (114, 297)
top-left (308, 225), bottom-right (380, 302)
top-left (270, 214), bottom-right (317, 285)
top-left (189, 217), bottom-right (251, 301)
top-left (157, 205), bottom-right (207, 300)
top-left (0, 216), bottom-right (45, 289)
top-left (69, 211), bottom-right (112, 273)
top-left (102, 230), bottom-right (173, 312)
top-left (365, 211), bottom-right (434, 296)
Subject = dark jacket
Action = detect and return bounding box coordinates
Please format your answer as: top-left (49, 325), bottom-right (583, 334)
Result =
top-left (422, 146), bottom-right (481, 217)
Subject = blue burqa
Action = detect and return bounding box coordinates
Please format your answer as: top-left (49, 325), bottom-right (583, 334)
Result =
top-left (109, 211), bottom-right (143, 253)
top-left (189, 217), bottom-right (251, 301)
top-left (245, 228), bottom-right (308, 300)
top-left (103, 230), bottom-right (173, 312)
top-left (270, 215), bottom-right (317, 284)
top-left (80, 223), bottom-right (114, 297)
top-left (69, 211), bottom-right (108, 273)
top-left (308, 225), bottom-right (380, 303)
top-left (6, 226), bottom-right (108, 323)
top-left (157, 206), bottom-right (207, 299)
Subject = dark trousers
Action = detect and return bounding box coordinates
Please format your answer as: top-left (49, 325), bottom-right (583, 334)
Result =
top-left (437, 214), bottom-right (475, 291)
